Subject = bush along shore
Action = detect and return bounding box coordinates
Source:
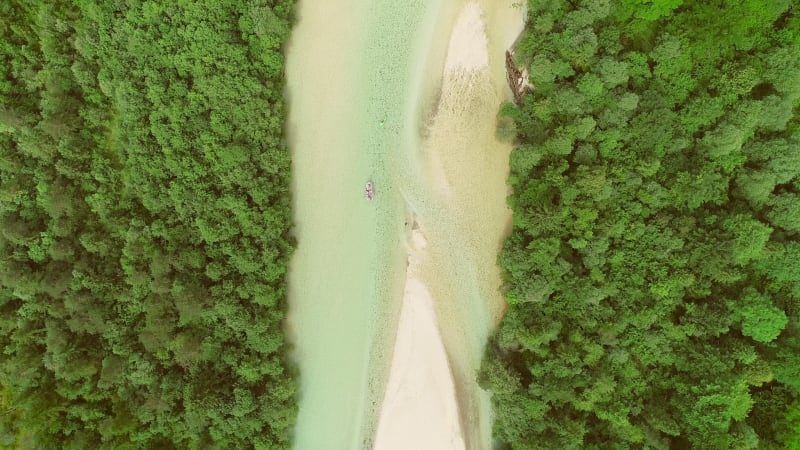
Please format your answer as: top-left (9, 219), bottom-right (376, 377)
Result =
top-left (0, 1), bottom-right (297, 448)
top-left (482, 1), bottom-right (800, 448)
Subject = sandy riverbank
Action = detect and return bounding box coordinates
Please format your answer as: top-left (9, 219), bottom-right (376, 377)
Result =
top-left (373, 226), bottom-right (464, 450)
top-left (373, 2), bottom-right (525, 449)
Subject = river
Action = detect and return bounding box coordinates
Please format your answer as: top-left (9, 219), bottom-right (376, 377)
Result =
top-left (284, 1), bottom-right (524, 448)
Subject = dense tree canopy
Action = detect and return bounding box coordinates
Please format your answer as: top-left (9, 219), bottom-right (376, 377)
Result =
top-left (483, 0), bottom-right (800, 448)
top-left (0, 1), bottom-right (297, 448)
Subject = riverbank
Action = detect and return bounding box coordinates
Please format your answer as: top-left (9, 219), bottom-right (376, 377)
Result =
top-left (373, 226), bottom-right (464, 450)
top-left (374, 2), bottom-right (525, 448)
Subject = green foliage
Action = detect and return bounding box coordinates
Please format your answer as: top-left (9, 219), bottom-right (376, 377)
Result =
top-left (0, 0), bottom-right (297, 448)
top-left (487, 0), bottom-right (800, 448)
top-left (724, 215), bottom-right (773, 266)
top-left (767, 193), bottom-right (800, 233)
top-left (786, 402), bottom-right (800, 448)
top-left (735, 289), bottom-right (788, 344)
top-left (619, 0), bottom-right (684, 22)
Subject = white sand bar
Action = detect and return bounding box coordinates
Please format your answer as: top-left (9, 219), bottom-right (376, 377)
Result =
top-left (373, 228), bottom-right (464, 450)
top-left (444, 3), bottom-right (489, 72)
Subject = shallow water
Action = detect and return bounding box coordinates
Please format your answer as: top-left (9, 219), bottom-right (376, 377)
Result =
top-left (284, 0), bottom-right (524, 448)
top-left (285, 0), bottom-right (450, 448)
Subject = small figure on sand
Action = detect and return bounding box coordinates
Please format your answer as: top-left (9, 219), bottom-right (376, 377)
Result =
top-left (365, 181), bottom-right (375, 201)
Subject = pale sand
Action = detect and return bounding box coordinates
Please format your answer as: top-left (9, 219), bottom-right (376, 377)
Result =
top-left (444, 3), bottom-right (489, 72)
top-left (373, 228), bottom-right (465, 450)
top-left (374, 2), bottom-right (525, 449)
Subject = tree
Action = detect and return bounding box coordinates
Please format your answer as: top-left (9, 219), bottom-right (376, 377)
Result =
top-left (736, 290), bottom-right (788, 344)
top-left (767, 194), bottom-right (800, 233)
top-left (0, 0), bottom-right (298, 447)
top-left (723, 215), bottom-right (773, 266)
top-left (484, 0), bottom-right (800, 447)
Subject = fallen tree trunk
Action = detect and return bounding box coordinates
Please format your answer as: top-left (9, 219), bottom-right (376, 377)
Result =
top-left (505, 50), bottom-right (533, 104)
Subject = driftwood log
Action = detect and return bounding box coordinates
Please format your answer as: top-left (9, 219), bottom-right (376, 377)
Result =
top-left (505, 50), bottom-right (534, 104)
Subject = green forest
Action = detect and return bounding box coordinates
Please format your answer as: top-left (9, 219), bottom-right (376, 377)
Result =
top-left (0, 1), bottom-right (296, 448)
top-left (482, 0), bottom-right (800, 448)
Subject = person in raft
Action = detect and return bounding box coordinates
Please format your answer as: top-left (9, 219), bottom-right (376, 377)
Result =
top-left (365, 181), bottom-right (375, 200)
